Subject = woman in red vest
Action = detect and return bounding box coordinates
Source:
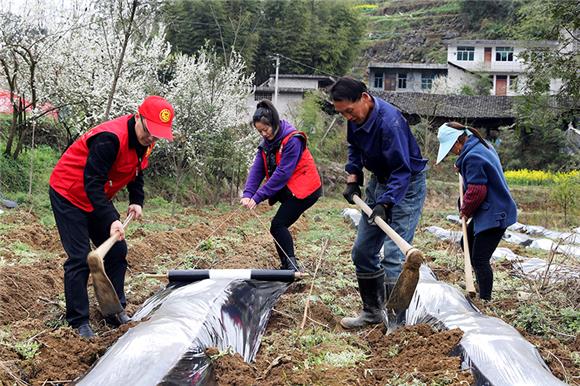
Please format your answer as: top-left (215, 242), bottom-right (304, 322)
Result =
top-left (49, 96), bottom-right (174, 338)
top-left (240, 100), bottom-right (322, 271)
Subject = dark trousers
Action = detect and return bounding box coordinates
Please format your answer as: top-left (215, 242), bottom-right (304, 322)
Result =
top-left (270, 188), bottom-right (321, 263)
top-left (462, 220), bottom-right (506, 300)
top-left (49, 187), bottom-right (127, 328)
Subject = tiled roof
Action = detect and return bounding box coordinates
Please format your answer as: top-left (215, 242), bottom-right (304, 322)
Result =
top-left (377, 91), bottom-right (515, 118)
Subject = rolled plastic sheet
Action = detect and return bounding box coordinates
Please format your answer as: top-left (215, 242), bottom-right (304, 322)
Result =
top-left (510, 222), bottom-right (580, 245)
top-left (446, 215), bottom-right (580, 256)
top-left (342, 208), bottom-right (361, 228)
top-left (407, 265), bottom-right (567, 386)
top-left (425, 225), bottom-right (462, 243)
top-left (75, 278), bottom-right (288, 385)
top-left (166, 269), bottom-right (301, 283)
top-left (425, 228), bottom-right (578, 282)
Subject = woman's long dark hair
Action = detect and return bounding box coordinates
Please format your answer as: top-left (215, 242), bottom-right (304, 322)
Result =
top-left (252, 99), bottom-right (280, 136)
top-left (446, 121), bottom-right (490, 148)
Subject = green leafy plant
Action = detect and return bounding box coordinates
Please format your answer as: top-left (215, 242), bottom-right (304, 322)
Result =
top-left (14, 340), bottom-right (41, 360)
top-left (387, 344), bottom-right (401, 357)
top-left (571, 351), bottom-right (580, 367)
top-left (514, 303), bottom-right (549, 335)
top-left (559, 308), bottom-right (580, 335)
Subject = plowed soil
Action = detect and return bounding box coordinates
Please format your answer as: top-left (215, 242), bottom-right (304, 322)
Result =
top-left (0, 198), bottom-right (576, 385)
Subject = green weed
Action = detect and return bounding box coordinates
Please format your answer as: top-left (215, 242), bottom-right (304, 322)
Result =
top-left (571, 351), bottom-right (580, 367)
top-left (382, 373), bottom-right (425, 386)
top-left (309, 349), bottom-right (367, 368)
top-left (559, 308), bottom-right (580, 335)
top-left (514, 303), bottom-right (549, 335)
top-left (387, 344), bottom-right (401, 357)
top-left (14, 340), bottom-right (41, 360)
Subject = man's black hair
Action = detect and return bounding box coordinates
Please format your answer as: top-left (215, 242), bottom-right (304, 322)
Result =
top-left (252, 99), bottom-right (280, 133)
top-left (328, 77), bottom-right (369, 102)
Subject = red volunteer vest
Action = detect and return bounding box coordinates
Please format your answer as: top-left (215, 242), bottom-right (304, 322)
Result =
top-left (49, 115), bottom-right (153, 212)
top-left (261, 131), bottom-right (321, 199)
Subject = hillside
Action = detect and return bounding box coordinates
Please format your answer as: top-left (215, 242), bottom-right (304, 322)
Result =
top-left (353, 0), bottom-right (517, 77)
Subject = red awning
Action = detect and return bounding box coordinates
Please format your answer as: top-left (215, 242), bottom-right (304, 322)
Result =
top-left (0, 90), bottom-right (58, 120)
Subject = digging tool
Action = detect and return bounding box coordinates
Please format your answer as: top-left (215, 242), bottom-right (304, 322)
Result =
top-left (352, 195), bottom-right (424, 331)
top-left (458, 174), bottom-right (477, 297)
top-left (87, 212), bottom-right (133, 317)
top-left (146, 269), bottom-right (308, 283)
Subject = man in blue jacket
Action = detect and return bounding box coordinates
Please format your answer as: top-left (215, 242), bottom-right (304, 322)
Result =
top-left (329, 77), bottom-right (428, 329)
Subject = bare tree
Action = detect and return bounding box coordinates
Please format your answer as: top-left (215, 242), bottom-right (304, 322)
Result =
top-left (104, 0), bottom-right (139, 119)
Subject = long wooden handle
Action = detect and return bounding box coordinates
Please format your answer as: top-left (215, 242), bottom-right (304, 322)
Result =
top-left (352, 195), bottom-right (413, 255)
top-left (458, 174), bottom-right (476, 294)
top-left (94, 212), bottom-right (134, 258)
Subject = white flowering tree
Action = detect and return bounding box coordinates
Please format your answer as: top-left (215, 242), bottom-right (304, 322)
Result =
top-left (37, 0), bottom-right (170, 145)
top-left (162, 48), bottom-right (254, 208)
top-left (0, 5), bottom-right (68, 159)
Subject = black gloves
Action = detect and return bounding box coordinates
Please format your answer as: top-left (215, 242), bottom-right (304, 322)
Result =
top-left (343, 182), bottom-right (361, 204)
top-left (368, 203), bottom-right (393, 225)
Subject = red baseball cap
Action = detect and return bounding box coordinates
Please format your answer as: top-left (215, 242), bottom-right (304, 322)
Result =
top-left (138, 96), bottom-right (175, 141)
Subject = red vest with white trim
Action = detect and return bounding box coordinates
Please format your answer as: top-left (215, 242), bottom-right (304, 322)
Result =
top-left (49, 115), bottom-right (153, 212)
top-left (261, 131), bottom-right (321, 199)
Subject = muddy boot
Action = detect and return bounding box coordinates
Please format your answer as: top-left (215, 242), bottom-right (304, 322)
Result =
top-left (340, 269), bottom-right (386, 329)
top-left (76, 323), bottom-right (95, 338)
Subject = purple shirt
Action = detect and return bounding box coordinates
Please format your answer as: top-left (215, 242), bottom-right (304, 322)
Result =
top-left (243, 120), bottom-right (304, 204)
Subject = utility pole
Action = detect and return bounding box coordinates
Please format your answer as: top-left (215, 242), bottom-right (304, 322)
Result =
top-left (273, 54), bottom-right (280, 107)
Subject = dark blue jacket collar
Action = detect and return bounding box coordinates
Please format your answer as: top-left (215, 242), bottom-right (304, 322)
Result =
top-left (455, 135), bottom-right (480, 168)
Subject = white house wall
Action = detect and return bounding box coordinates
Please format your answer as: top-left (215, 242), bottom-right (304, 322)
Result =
top-left (245, 93), bottom-right (304, 121)
top-left (369, 69), bottom-right (447, 93)
top-left (269, 77), bottom-right (319, 89)
top-left (447, 44), bottom-right (526, 73)
top-left (447, 65), bottom-right (479, 93)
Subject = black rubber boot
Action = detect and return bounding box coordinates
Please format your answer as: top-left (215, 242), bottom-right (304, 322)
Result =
top-left (76, 323), bottom-right (95, 338)
top-left (104, 310), bottom-right (131, 327)
top-left (340, 269), bottom-right (386, 329)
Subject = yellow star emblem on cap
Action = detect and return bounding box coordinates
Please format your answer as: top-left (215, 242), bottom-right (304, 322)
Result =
top-left (159, 108), bottom-right (171, 123)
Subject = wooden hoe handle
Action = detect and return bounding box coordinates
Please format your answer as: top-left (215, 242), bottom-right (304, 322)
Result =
top-left (458, 174), bottom-right (477, 295)
top-left (94, 212), bottom-right (134, 258)
top-left (352, 195), bottom-right (414, 256)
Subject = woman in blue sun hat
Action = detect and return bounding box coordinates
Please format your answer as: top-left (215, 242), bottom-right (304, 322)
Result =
top-left (436, 121), bottom-right (517, 300)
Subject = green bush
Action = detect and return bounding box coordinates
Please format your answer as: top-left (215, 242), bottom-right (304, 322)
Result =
top-left (460, 85), bottom-right (475, 96)
top-left (550, 174), bottom-right (580, 225)
top-left (0, 144), bottom-right (60, 195)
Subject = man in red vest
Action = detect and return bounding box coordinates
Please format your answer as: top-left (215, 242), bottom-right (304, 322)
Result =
top-left (49, 96), bottom-right (174, 337)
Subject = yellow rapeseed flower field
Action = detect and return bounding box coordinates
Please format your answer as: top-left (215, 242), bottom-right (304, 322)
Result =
top-left (504, 169), bottom-right (579, 186)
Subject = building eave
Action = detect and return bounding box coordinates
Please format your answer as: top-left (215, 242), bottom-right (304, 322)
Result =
top-left (444, 39), bottom-right (558, 48)
top-left (368, 62), bottom-right (448, 70)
